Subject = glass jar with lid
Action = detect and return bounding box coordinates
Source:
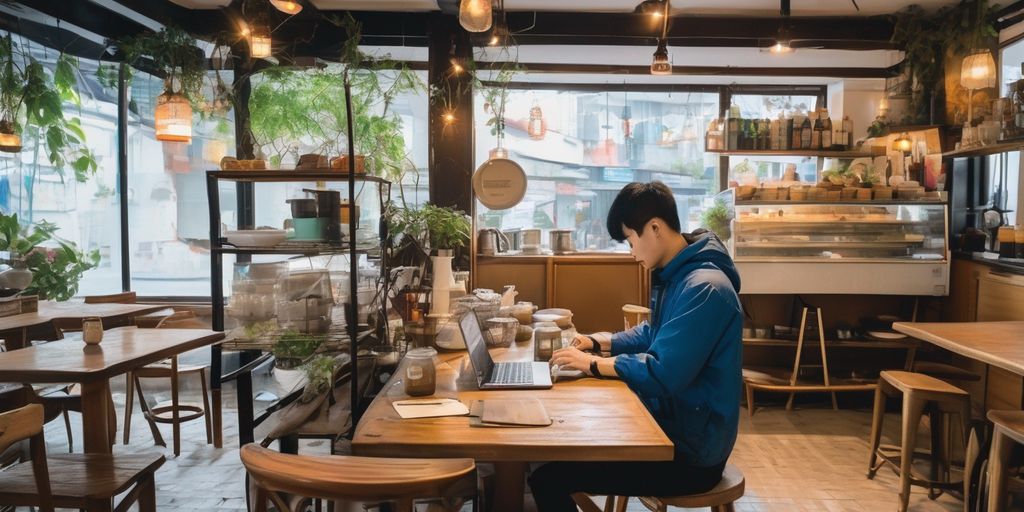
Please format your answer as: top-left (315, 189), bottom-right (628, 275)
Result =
top-left (404, 347), bottom-right (438, 396)
top-left (534, 326), bottom-right (562, 362)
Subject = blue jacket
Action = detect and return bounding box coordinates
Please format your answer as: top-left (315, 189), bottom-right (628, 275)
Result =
top-left (612, 232), bottom-right (742, 467)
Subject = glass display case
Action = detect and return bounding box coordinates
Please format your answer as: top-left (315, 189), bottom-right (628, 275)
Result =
top-left (731, 201), bottom-right (949, 295)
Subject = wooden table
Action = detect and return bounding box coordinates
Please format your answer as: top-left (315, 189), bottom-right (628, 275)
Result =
top-left (893, 321), bottom-right (1024, 376)
top-left (0, 301), bottom-right (169, 350)
top-left (0, 326), bottom-right (224, 454)
top-left (353, 341), bottom-right (674, 512)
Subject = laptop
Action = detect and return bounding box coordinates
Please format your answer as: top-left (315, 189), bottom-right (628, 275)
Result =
top-left (458, 312), bottom-right (553, 389)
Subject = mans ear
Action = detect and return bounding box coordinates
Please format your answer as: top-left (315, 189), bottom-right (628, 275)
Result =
top-left (649, 219), bottom-right (661, 238)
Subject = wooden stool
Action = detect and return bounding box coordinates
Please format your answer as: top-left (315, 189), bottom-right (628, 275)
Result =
top-left (866, 370), bottom-right (971, 512)
top-left (126, 311), bottom-right (213, 456)
top-left (622, 304), bottom-right (650, 330)
top-left (580, 464), bottom-right (744, 512)
top-left (240, 444), bottom-right (477, 512)
top-left (986, 410), bottom-right (1024, 512)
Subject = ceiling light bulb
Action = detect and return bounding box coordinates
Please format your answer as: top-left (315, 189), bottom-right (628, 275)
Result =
top-left (650, 40), bottom-right (671, 75)
top-left (770, 40), bottom-right (792, 54)
top-left (459, 0), bottom-right (492, 32)
top-left (269, 0), bottom-right (302, 15)
top-left (489, 21), bottom-right (510, 47)
top-left (634, 0), bottom-right (666, 16)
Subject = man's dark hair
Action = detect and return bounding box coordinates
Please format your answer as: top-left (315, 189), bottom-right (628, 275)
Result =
top-left (606, 181), bottom-right (681, 242)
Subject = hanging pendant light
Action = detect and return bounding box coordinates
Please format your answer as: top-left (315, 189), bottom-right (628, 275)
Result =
top-left (961, 50), bottom-right (996, 90)
top-left (650, 39), bottom-right (672, 75)
top-left (892, 132), bottom-right (912, 153)
top-left (770, 39), bottom-right (792, 54)
top-left (0, 119), bottom-right (21, 153)
top-left (528, 101), bottom-right (546, 140)
top-left (249, 22), bottom-right (272, 58)
top-left (269, 0), bottom-right (302, 15)
top-left (459, 0), bottom-right (492, 32)
top-left (155, 83), bottom-right (193, 143)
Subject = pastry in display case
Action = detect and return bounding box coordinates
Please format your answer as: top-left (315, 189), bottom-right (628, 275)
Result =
top-left (731, 201), bottom-right (949, 295)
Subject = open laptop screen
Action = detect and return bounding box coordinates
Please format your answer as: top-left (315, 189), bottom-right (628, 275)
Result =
top-left (459, 312), bottom-right (493, 383)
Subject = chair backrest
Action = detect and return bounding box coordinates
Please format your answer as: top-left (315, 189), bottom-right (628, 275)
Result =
top-left (239, 444), bottom-right (474, 511)
top-left (155, 310), bottom-right (206, 329)
top-left (0, 404), bottom-right (53, 512)
top-left (84, 291), bottom-right (137, 304)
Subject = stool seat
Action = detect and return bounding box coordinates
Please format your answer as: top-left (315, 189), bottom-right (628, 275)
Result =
top-left (988, 410), bottom-right (1024, 444)
top-left (638, 464), bottom-right (744, 510)
top-left (880, 370), bottom-right (970, 398)
top-left (987, 409), bottom-right (1024, 511)
top-left (911, 361), bottom-right (982, 383)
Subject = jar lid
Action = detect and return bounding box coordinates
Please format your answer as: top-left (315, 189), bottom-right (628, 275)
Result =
top-left (406, 347), bottom-right (437, 359)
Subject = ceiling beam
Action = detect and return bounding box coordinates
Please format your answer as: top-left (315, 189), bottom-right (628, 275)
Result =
top-left (16, 0), bottom-right (152, 42)
top-left (0, 12), bottom-right (113, 60)
top-left (104, 0), bottom-right (225, 36)
top-left (477, 61), bottom-right (898, 79)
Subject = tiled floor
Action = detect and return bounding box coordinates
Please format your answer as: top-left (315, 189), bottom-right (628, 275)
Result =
top-left (28, 357), bottom-right (976, 511)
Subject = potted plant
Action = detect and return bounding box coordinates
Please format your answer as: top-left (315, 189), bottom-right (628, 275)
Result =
top-left (700, 198), bottom-right (733, 242)
top-left (271, 329), bottom-right (325, 369)
top-left (0, 213), bottom-right (99, 301)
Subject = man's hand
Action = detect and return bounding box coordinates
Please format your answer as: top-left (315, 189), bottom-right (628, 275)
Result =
top-left (550, 346), bottom-right (596, 375)
top-left (568, 334), bottom-right (595, 352)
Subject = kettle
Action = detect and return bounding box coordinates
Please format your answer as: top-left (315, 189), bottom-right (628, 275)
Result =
top-left (477, 228), bottom-right (509, 256)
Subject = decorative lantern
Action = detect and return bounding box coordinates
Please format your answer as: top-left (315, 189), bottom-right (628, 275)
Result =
top-left (0, 119), bottom-right (21, 153)
top-left (892, 133), bottom-right (912, 153)
top-left (528, 102), bottom-right (546, 140)
top-left (650, 40), bottom-right (671, 75)
top-left (961, 50), bottom-right (996, 90)
top-left (155, 89), bottom-right (193, 143)
top-left (459, 0), bottom-right (492, 32)
top-left (269, 0), bottom-right (302, 14)
top-left (249, 23), bottom-right (272, 58)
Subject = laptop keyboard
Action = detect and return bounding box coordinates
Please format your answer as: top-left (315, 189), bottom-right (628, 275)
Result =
top-left (492, 361), bottom-right (533, 385)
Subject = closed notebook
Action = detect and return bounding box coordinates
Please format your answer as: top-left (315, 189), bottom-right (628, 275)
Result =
top-left (469, 398), bottom-right (552, 427)
top-left (392, 398), bottom-right (469, 419)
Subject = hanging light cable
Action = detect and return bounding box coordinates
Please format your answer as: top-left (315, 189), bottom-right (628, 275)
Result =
top-left (771, 0), bottom-right (793, 54)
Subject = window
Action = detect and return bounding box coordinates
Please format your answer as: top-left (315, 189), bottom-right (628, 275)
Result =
top-left (474, 87), bottom-right (720, 251)
top-left (126, 69), bottom-right (236, 296)
top-left (0, 34), bottom-right (121, 296)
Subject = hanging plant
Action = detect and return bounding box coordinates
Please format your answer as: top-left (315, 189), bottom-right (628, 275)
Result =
top-left (0, 34), bottom-right (98, 183)
top-left (890, 1), bottom-right (998, 124)
top-left (116, 26), bottom-right (207, 106)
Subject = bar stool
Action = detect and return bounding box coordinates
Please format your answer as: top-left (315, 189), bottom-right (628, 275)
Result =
top-left (985, 410), bottom-right (1024, 512)
top-left (866, 370), bottom-right (971, 512)
top-left (622, 304), bottom-right (650, 330)
top-left (586, 464), bottom-right (744, 512)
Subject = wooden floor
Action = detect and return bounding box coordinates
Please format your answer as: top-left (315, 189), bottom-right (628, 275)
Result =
top-left (27, 362), bottom-right (969, 511)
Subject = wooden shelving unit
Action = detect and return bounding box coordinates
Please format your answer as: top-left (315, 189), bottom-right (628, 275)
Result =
top-left (708, 148), bottom-right (883, 158)
top-left (942, 140), bottom-right (1024, 159)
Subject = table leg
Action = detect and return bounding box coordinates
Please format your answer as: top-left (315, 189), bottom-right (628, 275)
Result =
top-left (171, 356), bottom-right (180, 457)
top-left (492, 461), bottom-right (527, 512)
top-left (237, 351), bottom-right (257, 446)
top-left (80, 379), bottom-right (112, 454)
top-left (211, 344), bottom-right (223, 448)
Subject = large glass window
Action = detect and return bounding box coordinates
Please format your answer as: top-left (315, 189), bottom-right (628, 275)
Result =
top-left (474, 87), bottom-right (720, 251)
top-left (0, 33), bottom-right (121, 296)
top-left (127, 69), bottom-right (236, 296)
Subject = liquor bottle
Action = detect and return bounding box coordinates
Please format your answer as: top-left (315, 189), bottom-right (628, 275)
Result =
top-left (770, 117), bottom-right (780, 150)
top-left (792, 113), bottom-right (803, 149)
top-left (821, 109), bottom-right (833, 150)
top-left (842, 116), bottom-right (853, 149)
top-left (727, 107), bottom-right (739, 150)
top-left (809, 111), bottom-right (820, 150)
top-left (762, 119), bottom-right (771, 150)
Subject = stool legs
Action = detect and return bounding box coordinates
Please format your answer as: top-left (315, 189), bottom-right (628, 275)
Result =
top-left (987, 428), bottom-right (1013, 512)
top-left (123, 372), bottom-right (135, 445)
top-left (898, 393), bottom-right (927, 512)
top-left (867, 384), bottom-right (886, 479)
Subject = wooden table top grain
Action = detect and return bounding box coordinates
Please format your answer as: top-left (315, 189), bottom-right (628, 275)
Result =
top-left (353, 340), bottom-right (674, 462)
top-left (0, 326), bottom-right (225, 383)
top-left (893, 321), bottom-right (1024, 376)
top-left (0, 301), bottom-right (167, 333)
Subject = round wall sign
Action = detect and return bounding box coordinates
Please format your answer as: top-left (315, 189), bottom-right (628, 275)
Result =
top-left (473, 158), bottom-right (527, 210)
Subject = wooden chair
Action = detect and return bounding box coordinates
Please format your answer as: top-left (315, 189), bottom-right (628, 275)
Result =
top-left (985, 410), bottom-right (1024, 512)
top-left (240, 444), bottom-right (477, 512)
top-left (866, 370), bottom-right (971, 512)
top-left (125, 310), bottom-right (213, 456)
top-left (0, 403), bottom-right (165, 512)
top-left (580, 464), bottom-right (745, 512)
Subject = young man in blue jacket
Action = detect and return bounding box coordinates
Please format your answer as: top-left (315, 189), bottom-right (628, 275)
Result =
top-left (531, 181), bottom-right (743, 511)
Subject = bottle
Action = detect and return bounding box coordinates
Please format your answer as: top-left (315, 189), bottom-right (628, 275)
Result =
top-left (762, 118), bottom-right (771, 150)
top-left (769, 117), bottom-right (780, 150)
top-left (792, 112), bottom-right (804, 149)
top-left (821, 110), bottom-right (833, 150)
top-left (842, 116), bottom-right (853, 149)
top-left (727, 110), bottom-right (740, 150)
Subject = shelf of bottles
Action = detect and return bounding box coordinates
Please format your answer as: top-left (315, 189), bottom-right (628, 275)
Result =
top-left (705, 105), bottom-right (859, 155)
